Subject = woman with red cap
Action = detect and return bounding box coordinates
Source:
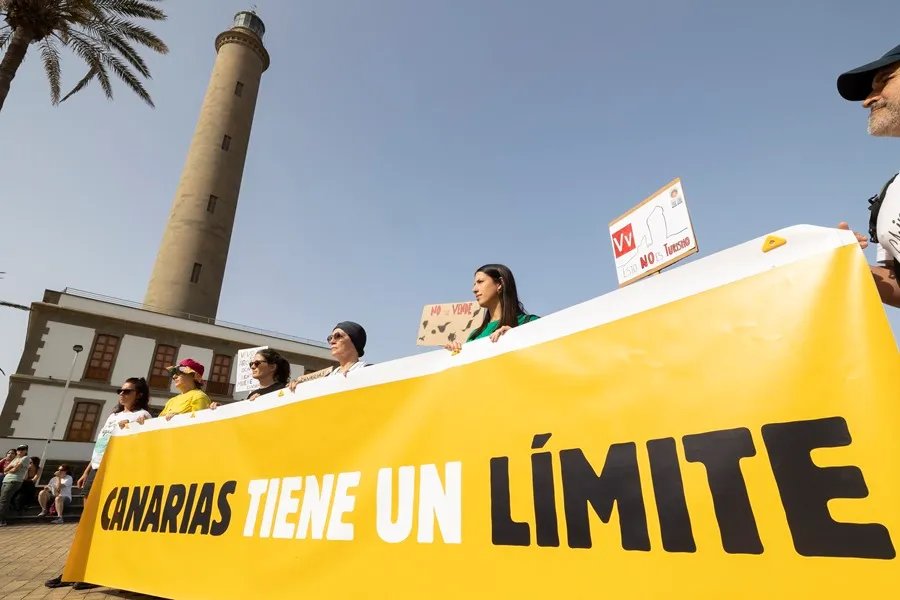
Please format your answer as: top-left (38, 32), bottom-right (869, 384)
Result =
top-left (137, 358), bottom-right (211, 423)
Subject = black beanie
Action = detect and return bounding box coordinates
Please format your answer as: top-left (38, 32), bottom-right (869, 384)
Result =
top-left (334, 321), bottom-right (366, 357)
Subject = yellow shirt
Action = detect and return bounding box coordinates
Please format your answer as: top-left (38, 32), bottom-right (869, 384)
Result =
top-left (161, 389), bottom-right (211, 416)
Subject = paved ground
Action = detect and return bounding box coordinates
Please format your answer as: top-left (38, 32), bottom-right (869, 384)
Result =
top-left (0, 523), bottom-right (163, 599)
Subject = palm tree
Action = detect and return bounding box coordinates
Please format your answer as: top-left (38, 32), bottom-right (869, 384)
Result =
top-left (0, 0), bottom-right (169, 112)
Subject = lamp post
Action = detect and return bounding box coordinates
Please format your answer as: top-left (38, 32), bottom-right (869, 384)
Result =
top-left (37, 344), bottom-right (83, 481)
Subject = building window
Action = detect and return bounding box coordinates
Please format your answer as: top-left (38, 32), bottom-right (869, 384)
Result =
top-left (234, 81), bottom-right (244, 97)
top-left (221, 135), bottom-right (231, 150)
top-left (207, 194), bottom-right (218, 213)
top-left (190, 263), bottom-right (202, 284)
top-left (65, 401), bottom-right (103, 442)
top-left (148, 344), bottom-right (177, 389)
top-left (207, 354), bottom-right (233, 395)
top-left (84, 334), bottom-right (119, 381)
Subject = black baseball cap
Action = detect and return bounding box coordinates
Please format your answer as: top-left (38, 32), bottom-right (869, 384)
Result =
top-left (838, 44), bottom-right (900, 101)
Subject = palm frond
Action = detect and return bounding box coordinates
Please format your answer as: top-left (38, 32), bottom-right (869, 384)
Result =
top-left (100, 46), bottom-right (153, 106)
top-left (62, 27), bottom-right (153, 106)
top-left (59, 67), bottom-right (96, 103)
top-left (102, 16), bottom-right (168, 53)
top-left (0, 29), bottom-right (11, 52)
top-left (99, 28), bottom-right (149, 77)
top-left (39, 38), bottom-right (62, 104)
top-left (91, 0), bottom-right (166, 21)
top-left (61, 29), bottom-right (113, 99)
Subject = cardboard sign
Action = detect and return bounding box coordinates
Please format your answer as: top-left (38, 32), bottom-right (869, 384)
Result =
top-left (235, 346), bottom-right (268, 393)
top-left (63, 226), bottom-right (900, 598)
top-left (609, 177), bottom-right (698, 286)
top-left (416, 301), bottom-right (484, 346)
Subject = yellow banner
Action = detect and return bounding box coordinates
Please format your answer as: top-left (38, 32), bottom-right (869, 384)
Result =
top-left (64, 229), bottom-right (899, 598)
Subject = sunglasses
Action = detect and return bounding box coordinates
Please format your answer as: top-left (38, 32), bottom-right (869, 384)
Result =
top-left (167, 367), bottom-right (189, 378)
top-left (248, 360), bottom-right (268, 368)
top-left (116, 388), bottom-right (136, 395)
top-left (327, 331), bottom-right (347, 343)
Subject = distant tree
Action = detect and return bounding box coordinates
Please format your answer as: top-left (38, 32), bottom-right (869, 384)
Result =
top-left (0, 0), bottom-right (169, 112)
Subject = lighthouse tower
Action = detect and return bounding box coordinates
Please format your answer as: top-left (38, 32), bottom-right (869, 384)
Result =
top-left (145, 10), bottom-right (270, 319)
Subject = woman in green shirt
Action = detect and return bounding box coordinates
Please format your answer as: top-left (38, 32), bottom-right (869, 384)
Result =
top-left (446, 263), bottom-right (539, 352)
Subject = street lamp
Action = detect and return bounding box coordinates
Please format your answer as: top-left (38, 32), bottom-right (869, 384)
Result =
top-left (37, 344), bottom-right (84, 481)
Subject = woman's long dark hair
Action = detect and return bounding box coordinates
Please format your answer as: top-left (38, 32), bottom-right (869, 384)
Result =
top-left (469, 263), bottom-right (527, 339)
top-left (115, 377), bottom-right (150, 413)
top-left (258, 348), bottom-right (291, 384)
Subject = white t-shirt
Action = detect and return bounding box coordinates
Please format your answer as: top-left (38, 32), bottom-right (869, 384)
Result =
top-left (328, 361), bottom-right (369, 377)
top-left (90, 409), bottom-right (152, 469)
top-left (48, 474), bottom-right (73, 500)
top-left (877, 177), bottom-right (900, 264)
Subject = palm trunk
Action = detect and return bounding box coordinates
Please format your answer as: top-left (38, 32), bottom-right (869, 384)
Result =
top-left (0, 27), bottom-right (34, 113)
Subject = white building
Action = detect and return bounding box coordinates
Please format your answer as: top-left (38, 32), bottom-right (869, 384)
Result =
top-left (0, 288), bottom-right (335, 467)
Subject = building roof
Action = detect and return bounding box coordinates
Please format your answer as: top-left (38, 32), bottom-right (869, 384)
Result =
top-left (44, 288), bottom-right (331, 358)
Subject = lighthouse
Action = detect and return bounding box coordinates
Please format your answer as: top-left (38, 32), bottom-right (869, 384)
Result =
top-left (145, 10), bottom-right (270, 319)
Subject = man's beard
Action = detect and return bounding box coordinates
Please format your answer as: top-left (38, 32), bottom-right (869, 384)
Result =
top-left (867, 101), bottom-right (900, 136)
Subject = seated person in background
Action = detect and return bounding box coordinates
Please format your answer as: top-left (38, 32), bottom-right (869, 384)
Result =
top-left (37, 464), bottom-right (72, 524)
top-left (137, 358), bottom-right (210, 423)
top-left (289, 322), bottom-right (368, 390)
top-left (446, 263), bottom-right (539, 353)
top-left (210, 349), bottom-right (291, 409)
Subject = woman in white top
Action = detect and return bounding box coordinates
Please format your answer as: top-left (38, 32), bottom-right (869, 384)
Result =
top-left (76, 377), bottom-right (152, 497)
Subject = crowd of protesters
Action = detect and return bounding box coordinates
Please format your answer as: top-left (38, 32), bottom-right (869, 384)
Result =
top-left (38, 261), bottom-right (537, 590)
top-left (16, 37), bottom-right (900, 593)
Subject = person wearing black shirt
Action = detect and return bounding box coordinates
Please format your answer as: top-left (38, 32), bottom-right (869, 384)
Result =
top-left (209, 348), bottom-right (291, 409)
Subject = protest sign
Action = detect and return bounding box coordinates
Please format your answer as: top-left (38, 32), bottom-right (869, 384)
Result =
top-left (416, 301), bottom-right (483, 346)
top-left (235, 346), bottom-right (268, 393)
top-left (610, 177), bottom-right (698, 286)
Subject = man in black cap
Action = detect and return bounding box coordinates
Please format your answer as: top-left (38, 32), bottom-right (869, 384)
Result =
top-left (0, 444), bottom-right (30, 526)
top-left (836, 44), bottom-right (900, 308)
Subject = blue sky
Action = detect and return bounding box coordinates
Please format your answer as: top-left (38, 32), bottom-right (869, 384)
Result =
top-left (1, 0), bottom-right (898, 399)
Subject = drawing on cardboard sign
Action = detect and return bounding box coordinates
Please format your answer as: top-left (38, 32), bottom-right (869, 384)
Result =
top-left (609, 177), bottom-right (698, 286)
top-left (416, 301), bottom-right (483, 346)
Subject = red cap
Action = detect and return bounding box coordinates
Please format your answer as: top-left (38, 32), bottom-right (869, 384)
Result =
top-left (167, 358), bottom-right (205, 382)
